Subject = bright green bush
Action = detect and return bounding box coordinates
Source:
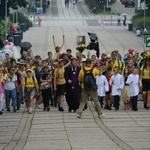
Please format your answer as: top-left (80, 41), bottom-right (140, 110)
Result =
top-left (132, 14), bottom-right (150, 31)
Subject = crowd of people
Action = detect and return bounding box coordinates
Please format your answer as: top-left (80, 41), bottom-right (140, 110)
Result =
top-left (0, 39), bottom-right (150, 118)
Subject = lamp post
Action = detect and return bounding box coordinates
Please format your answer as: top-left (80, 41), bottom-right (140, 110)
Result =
top-left (5, 0), bottom-right (8, 40)
top-left (34, 0), bottom-right (36, 27)
top-left (27, 4), bottom-right (29, 18)
top-left (143, 0), bottom-right (146, 30)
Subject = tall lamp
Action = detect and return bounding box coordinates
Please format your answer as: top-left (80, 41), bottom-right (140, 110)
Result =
top-left (5, 0), bottom-right (8, 40)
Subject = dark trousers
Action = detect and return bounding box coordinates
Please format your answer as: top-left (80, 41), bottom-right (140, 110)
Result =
top-left (66, 91), bottom-right (80, 111)
top-left (131, 95), bottom-right (138, 110)
top-left (42, 88), bottom-right (52, 108)
top-left (98, 96), bottom-right (104, 107)
top-left (113, 95), bottom-right (120, 110)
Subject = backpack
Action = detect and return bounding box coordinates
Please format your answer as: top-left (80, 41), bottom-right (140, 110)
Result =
top-left (83, 68), bottom-right (97, 91)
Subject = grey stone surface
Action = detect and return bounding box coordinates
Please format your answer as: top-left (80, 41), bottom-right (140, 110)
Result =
top-left (1, 0), bottom-right (150, 150)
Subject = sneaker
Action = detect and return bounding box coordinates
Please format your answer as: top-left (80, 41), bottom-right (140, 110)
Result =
top-left (13, 108), bottom-right (17, 112)
top-left (0, 111), bottom-right (3, 115)
top-left (38, 105), bottom-right (42, 109)
top-left (7, 108), bottom-right (10, 112)
top-left (124, 105), bottom-right (127, 110)
top-left (47, 107), bottom-right (50, 111)
top-left (28, 110), bottom-right (32, 114)
top-left (59, 107), bottom-right (64, 111)
top-left (127, 104), bottom-right (131, 110)
top-left (98, 112), bottom-right (105, 118)
top-left (43, 108), bottom-right (46, 111)
top-left (133, 108), bottom-right (138, 111)
top-left (21, 101), bottom-right (24, 104)
top-left (77, 113), bottom-right (81, 118)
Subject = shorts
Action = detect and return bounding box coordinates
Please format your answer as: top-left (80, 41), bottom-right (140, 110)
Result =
top-left (25, 87), bottom-right (36, 100)
top-left (142, 79), bottom-right (150, 91)
top-left (57, 84), bottom-right (65, 96)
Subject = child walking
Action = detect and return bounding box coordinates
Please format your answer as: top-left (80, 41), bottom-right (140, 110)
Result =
top-left (0, 68), bottom-right (4, 115)
top-left (122, 68), bottom-right (130, 110)
top-left (96, 68), bottom-right (109, 108)
top-left (110, 66), bottom-right (124, 111)
top-left (126, 68), bottom-right (142, 111)
top-left (105, 67), bottom-right (112, 110)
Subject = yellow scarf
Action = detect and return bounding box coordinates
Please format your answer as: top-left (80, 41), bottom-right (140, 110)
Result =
top-left (0, 73), bottom-right (3, 83)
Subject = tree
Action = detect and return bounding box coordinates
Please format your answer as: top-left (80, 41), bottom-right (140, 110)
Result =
top-left (0, 0), bottom-right (28, 19)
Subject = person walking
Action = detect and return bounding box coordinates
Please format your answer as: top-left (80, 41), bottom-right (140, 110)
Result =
top-left (140, 55), bottom-right (150, 109)
top-left (77, 58), bottom-right (105, 118)
top-left (117, 14), bottom-right (121, 26)
top-left (122, 68), bottom-right (130, 110)
top-left (37, 16), bottom-right (41, 26)
top-left (126, 68), bottom-right (142, 111)
top-left (65, 57), bottom-right (81, 112)
top-left (40, 66), bottom-right (52, 111)
top-left (123, 15), bottom-right (127, 26)
top-left (54, 59), bottom-right (66, 111)
top-left (3, 66), bottom-right (18, 112)
top-left (96, 67), bottom-right (109, 108)
top-left (0, 68), bottom-right (4, 115)
top-left (110, 66), bottom-right (124, 111)
top-left (30, 16), bottom-right (34, 27)
top-left (22, 69), bottom-right (39, 114)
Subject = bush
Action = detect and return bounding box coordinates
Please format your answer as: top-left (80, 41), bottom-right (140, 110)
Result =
top-left (132, 14), bottom-right (150, 31)
top-left (85, 0), bottom-right (115, 13)
top-left (0, 20), bottom-right (12, 40)
top-left (10, 12), bottom-right (32, 30)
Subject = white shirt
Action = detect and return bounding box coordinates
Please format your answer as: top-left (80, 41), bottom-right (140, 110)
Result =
top-left (96, 75), bottom-right (109, 97)
top-left (3, 74), bottom-right (17, 90)
top-left (110, 73), bottom-right (124, 96)
top-left (126, 74), bottom-right (141, 97)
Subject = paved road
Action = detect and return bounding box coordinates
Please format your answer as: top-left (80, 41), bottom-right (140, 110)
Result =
top-left (19, 0), bottom-right (145, 59)
top-left (1, 0), bottom-right (150, 150)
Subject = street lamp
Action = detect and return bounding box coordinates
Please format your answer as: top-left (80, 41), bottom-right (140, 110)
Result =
top-left (143, 0), bottom-right (146, 30)
top-left (5, 0), bottom-right (8, 40)
top-left (27, 4), bottom-right (29, 18)
top-left (34, 0), bottom-right (36, 27)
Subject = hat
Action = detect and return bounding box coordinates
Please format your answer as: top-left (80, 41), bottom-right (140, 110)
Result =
top-left (26, 69), bottom-right (32, 72)
top-left (71, 57), bottom-right (78, 61)
top-left (82, 58), bottom-right (86, 62)
top-left (86, 58), bottom-right (92, 63)
top-left (106, 54), bottom-right (111, 58)
top-left (17, 59), bottom-right (26, 65)
top-left (128, 48), bottom-right (134, 52)
top-left (112, 49), bottom-right (118, 53)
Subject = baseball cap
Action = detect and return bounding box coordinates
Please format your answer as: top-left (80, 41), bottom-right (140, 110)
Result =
top-left (26, 69), bottom-right (32, 72)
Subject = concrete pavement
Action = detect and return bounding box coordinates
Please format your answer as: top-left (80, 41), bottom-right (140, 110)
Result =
top-left (1, 0), bottom-right (150, 150)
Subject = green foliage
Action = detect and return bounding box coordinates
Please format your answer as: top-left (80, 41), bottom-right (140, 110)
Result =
top-left (10, 12), bottom-right (32, 29)
top-left (0, 0), bottom-right (28, 19)
top-left (85, 0), bottom-right (115, 13)
top-left (132, 14), bottom-right (150, 31)
top-left (0, 20), bottom-right (12, 39)
top-left (0, 20), bottom-right (6, 39)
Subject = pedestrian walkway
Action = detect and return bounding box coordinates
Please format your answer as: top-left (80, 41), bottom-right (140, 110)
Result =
top-left (1, 0), bottom-right (149, 150)
top-left (33, 0), bottom-right (132, 27)
top-left (1, 99), bottom-right (150, 150)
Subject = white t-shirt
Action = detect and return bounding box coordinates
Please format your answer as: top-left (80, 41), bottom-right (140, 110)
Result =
top-left (3, 74), bottom-right (17, 90)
